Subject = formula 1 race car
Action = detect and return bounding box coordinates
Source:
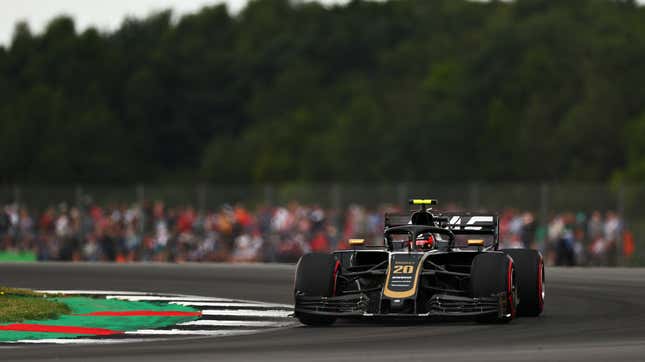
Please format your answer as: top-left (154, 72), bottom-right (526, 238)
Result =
top-left (293, 199), bottom-right (545, 325)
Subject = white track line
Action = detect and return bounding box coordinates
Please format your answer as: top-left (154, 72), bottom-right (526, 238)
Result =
top-left (36, 290), bottom-right (151, 295)
top-left (201, 309), bottom-right (292, 318)
top-left (37, 291), bottom-right (290, 307)
top-left (106, 296), bottom-right (233, 302)
top-left (177, 320), bottom-right (292, 327)
top-left (125, 329), bottom-right (260, 336)
top-left (14, 338), bottom-right (151, 344)
top-left (170, 301), bottom-right (292, 309)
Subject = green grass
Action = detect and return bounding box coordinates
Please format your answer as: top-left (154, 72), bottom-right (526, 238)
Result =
top-left (0, 287), bottom-right (71, 323)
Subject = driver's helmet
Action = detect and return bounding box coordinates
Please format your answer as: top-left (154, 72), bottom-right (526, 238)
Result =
top-left (415, 233), bottom-right (434, 249)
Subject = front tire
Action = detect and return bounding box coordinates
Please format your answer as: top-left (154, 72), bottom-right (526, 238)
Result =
top-left (502, 249), bottom-right (545, 317)
top-left (294, 253), bottom-right (338, 326)
top-left (470, 252), bottom-right (517, 323)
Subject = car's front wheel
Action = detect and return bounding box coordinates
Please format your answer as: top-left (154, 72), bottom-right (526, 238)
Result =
top-left (294, 253), bottom-right (338, 326)
top-left (470, 252), bottom-right (517, 323)
top-left (502, 249), bottom-right (545, 317)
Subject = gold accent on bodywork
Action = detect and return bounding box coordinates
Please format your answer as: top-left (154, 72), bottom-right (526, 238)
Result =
top-left (467, 239), bottom-right (484, 246)
top-left (383, 254), bottom-right (424, 299)
top-left (348, 239), bottom-right (365, 245)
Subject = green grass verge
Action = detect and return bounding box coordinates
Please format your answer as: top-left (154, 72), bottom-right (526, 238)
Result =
top-left (0, 251), bottom-right (37, 262)
top-left (0, 287), bottom-right (71, 323)
top-left (0, 296), bottom-right (201, 342)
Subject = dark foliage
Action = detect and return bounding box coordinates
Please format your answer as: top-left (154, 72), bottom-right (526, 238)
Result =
top-left (1, 0), bottom-right (643, 184)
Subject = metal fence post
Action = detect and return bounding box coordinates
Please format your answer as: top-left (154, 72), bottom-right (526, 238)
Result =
top-left (13, 185), bottom-right (20, 206)
top-left (617, 183), bottom-right (626, 266)
top-left (469, 182), bottom-right (480, 210)
top-left (539, 183), bottom-right (549, 227)
top-left (75, 185), bottom-right (83, 242)
top-left (137, 184), bottom-right (145, 239)
top-left (331, 184), bottom-right (341, 211)
top-left (396, 183), bottom-right (407, 207)
top-left (264, 184), bottom-right (274, 206)
top-left (197, 184), bottom-right (206, 213)
top-left (75, 185), bottom-right (82, 208)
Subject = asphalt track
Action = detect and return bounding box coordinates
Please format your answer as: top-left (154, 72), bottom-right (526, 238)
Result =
top-left (0, 263), bottom-right (644, 362)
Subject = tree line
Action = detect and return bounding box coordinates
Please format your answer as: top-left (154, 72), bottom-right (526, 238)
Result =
top-left (1, 0), bottom-right (644, 184)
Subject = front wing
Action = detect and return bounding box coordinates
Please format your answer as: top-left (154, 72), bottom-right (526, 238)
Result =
top-left (294, 292), bottom-right (510, 318)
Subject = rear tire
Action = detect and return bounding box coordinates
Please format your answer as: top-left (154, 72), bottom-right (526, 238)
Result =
top-left (470, 252), bottom-right (517, 323)
top-left (502, 249), bottom-right (545, 317)
top-left (294, 253), bottom-right (338, 326)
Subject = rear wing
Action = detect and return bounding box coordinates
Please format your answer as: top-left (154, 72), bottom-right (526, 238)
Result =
top-left (438, 213), bottom-right (498, 235)
top-left (384, 212), bottom-right (499, 245)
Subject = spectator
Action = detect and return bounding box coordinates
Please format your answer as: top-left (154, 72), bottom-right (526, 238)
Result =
top-left (0, 199), bottom-right (629, 266)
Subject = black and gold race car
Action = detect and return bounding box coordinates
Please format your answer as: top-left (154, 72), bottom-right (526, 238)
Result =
top-left (293, 199), bottom-right (544, 325)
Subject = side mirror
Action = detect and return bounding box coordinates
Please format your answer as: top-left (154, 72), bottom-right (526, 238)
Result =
top-left (467, 239), bottom-right (484, 246)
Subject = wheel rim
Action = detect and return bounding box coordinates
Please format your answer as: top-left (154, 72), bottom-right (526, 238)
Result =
top-left (507, 261), bottom-right (517, 318)
top-left (539, 260), bottom-right (545, 309)
top-left (511, 269), bottom-right (518, 317)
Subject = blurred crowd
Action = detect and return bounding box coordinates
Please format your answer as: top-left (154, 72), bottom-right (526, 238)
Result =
top-left (0, 201), bottom-right (633, 266)
top-left (497, 209), bottom-right (632, 266)
top-left (0, 201), bottom-right (374, 263)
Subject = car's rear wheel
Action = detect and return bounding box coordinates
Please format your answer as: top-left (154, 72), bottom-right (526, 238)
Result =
top-left (294, 253), bottom-right (338, 326)
top-left (502, 249), bottom-right (545, 317)
top-left (470, 252), bottom-right (517, 323)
